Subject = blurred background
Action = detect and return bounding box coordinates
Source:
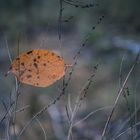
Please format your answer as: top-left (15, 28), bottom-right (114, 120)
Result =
top-left (0, 0), bottom-right (140, 140)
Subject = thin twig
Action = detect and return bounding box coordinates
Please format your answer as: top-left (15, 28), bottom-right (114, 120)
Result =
top-left (68, 93), bottom-right (72, 115)
top-left (113, 105), bottom-right (140, 138)
top-left (4, 34), bottom-right (13, 140)
top-left (58, 0), bottom-right (63, 40)
top-left (65, 105), bottom-right (71, 124)
top-left (6, 114), bottom-right (11, 140)
top-left (0, 97), bottom-right (21, 125)
top-left (113, 121), bottom-right (140, 140)
top-left (12, 36), bottom-right (21, 139)
top-left (35, 118), bottom-right (47, 140)
top-left (0, 99), bottom-right (8, 111)
top-left (73, 14), bottom-right (105, 60)
top-left (67, 65), bottom-right (98, 140)
top-left (0, 99), bottom-right (10, 140)
top-left (74, 106), bottom-right (112, 126)
top-left (4, 35), bottom-right (12, 64)
top-left (16, 105), bottom-right (30, 113)
top-left (63, 0), bottom-right (97, 8)
top-left (119, 52), bottom-right (134, 139)
top-left (101, 51), bottom-right (140, 140)
top-left (119, 52), bottom-right (126, 88)
top-left (134, 80), bottom-right (139, 138)
top-left (0, 102), bottom-right (13, 124)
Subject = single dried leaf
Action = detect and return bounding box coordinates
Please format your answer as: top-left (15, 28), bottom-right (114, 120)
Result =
top-left (10, 49), bottom-right (65, 87)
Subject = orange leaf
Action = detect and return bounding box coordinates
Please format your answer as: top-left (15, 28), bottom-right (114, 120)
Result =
top-left (10, 49), bottom-right (65, 87)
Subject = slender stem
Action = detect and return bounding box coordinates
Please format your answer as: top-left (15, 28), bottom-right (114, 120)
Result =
top-left (113, 121), bottom-right (140, 140)
top-left (4, 35), bottom-right (12, 64)
top-left (119, 52), bottom-right (126, 88)
top-left (74, 106), bottom-right (112, 126)
top-left (35, 118), bottom-right (47, 140)
top-left (58, 0), bottom-right (63, 40)
top-left (101, 51), bottom-right (140, 139)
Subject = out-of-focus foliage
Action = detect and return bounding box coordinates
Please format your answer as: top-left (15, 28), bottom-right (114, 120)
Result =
top-left (0, 0), bottom-right (140, 35)
top-left (97, 0), bottom-right (140, 33)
